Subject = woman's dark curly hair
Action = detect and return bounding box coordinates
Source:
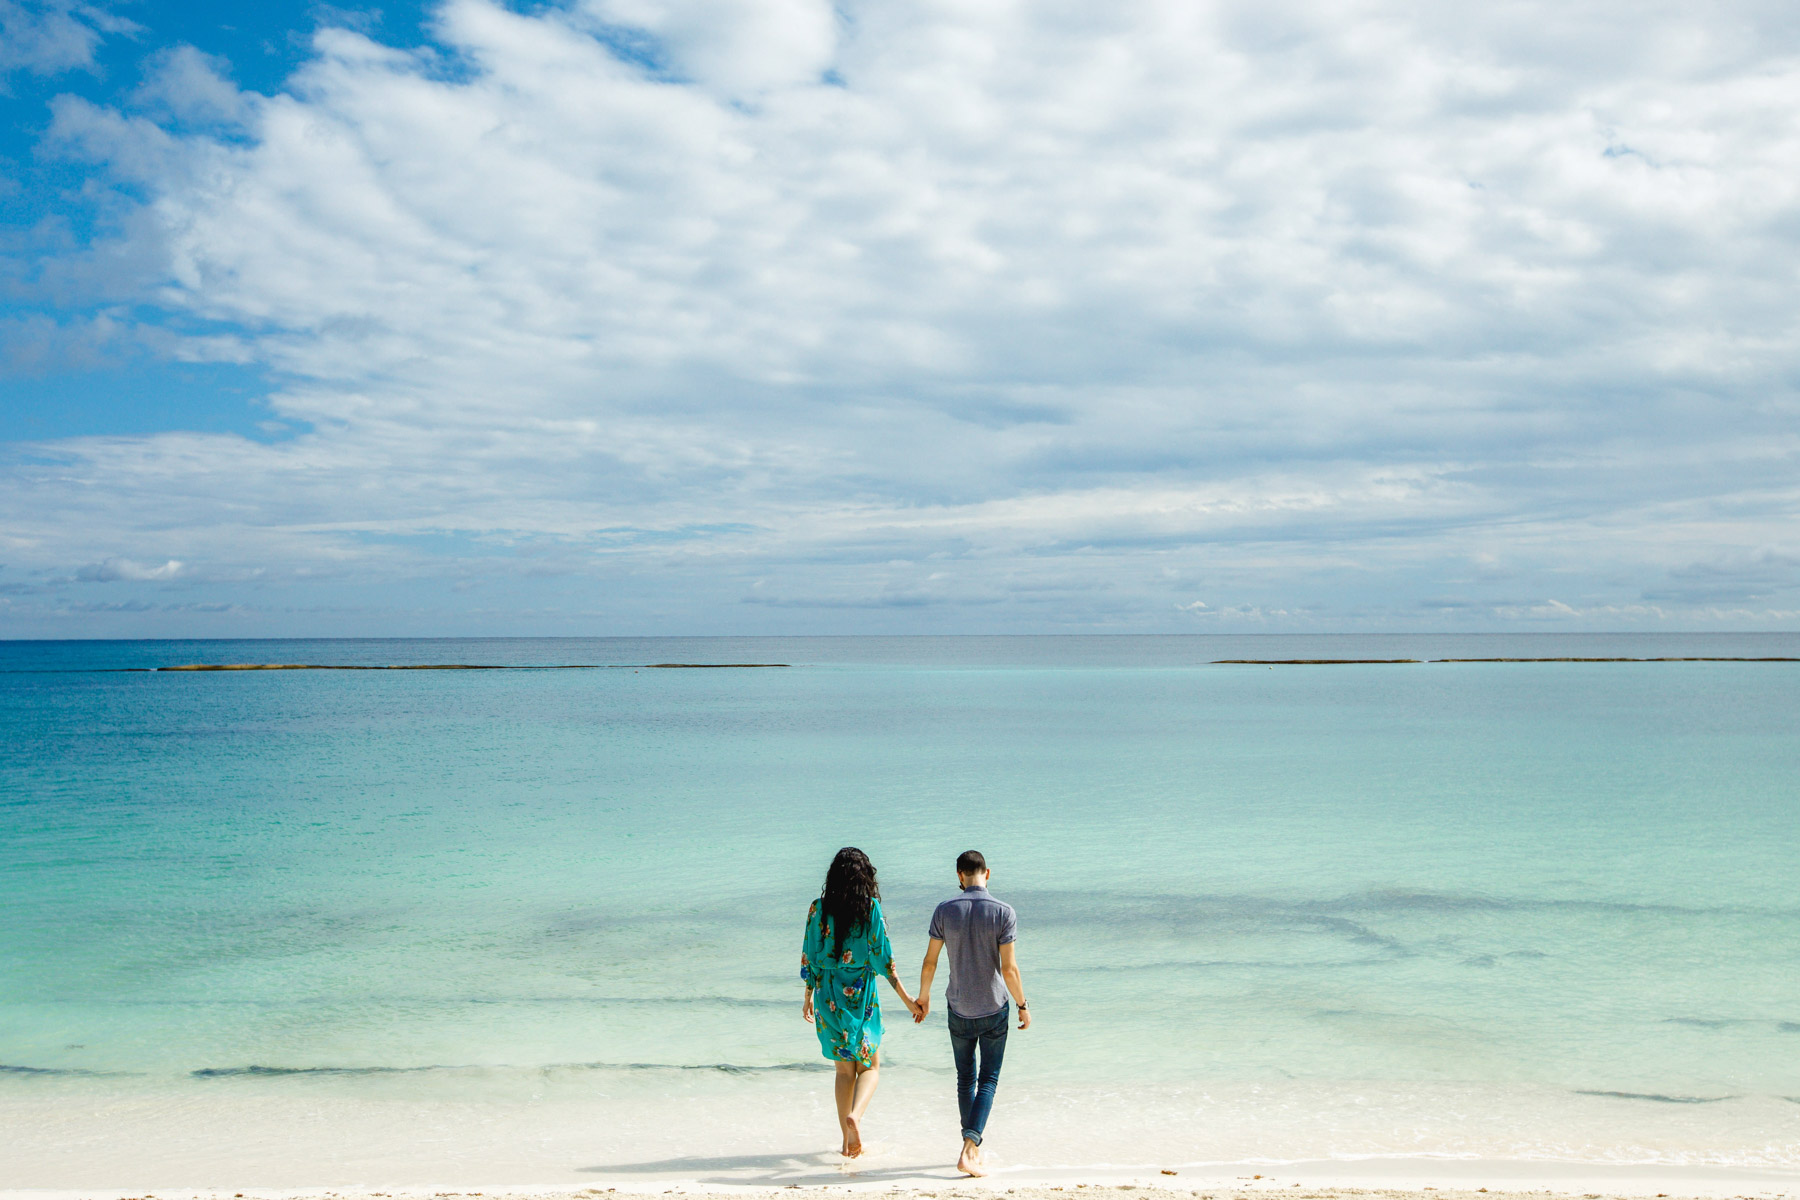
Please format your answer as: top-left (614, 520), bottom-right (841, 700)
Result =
top-left (819, 846), bottom-right (880, 961)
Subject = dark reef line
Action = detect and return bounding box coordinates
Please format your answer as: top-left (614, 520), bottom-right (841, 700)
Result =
top-left (146, 662), bottom-right (790, 671)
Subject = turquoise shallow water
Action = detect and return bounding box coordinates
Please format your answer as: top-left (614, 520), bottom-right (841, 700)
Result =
top-left (2, 635), bottom-right (1798, 1184)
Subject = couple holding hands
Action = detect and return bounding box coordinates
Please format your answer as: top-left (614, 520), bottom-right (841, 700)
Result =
top-left (800, 847), bottom-right (1031, 1177)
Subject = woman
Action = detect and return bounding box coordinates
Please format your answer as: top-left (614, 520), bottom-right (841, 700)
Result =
top-left (800, 846), bottom-right (920, 1158)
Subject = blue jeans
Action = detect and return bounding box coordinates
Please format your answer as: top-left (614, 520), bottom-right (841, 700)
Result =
top-left (947, 1001), bottom-right (1009, 1145)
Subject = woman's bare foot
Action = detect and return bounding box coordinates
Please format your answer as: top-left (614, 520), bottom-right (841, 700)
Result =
top-left (957, 1138), bottom-right (986, 1176)
top-left (844, 1113), bottom-right (863, 1158)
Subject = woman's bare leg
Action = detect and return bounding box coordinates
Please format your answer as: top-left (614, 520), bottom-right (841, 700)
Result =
top-left (844, 1051), bottom-right (879, 1156)
top-left (834, 1060), bottom-right (856, 1154)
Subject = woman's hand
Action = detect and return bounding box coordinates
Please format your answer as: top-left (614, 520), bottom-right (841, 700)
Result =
top-left (802, 990), bottom-right (815, 1023)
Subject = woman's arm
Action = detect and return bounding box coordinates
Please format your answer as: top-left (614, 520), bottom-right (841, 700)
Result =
top-left (868, 901), bottom-right (920, 1018)
top-left (886, 967), bottom-right (921, 1018)
top-left (801, 901), bottom-right (821, 1021)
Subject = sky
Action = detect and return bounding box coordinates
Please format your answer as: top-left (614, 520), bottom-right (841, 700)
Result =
top-left (2, 0), bottom-right (1799, 637)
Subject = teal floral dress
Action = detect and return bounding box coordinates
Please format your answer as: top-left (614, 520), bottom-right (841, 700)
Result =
top-left (800, 897), bottom-right (895, 1067)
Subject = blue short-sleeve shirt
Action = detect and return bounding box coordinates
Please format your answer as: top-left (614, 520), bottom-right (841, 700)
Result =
top-left (927, 885), bottom-right (1017, 1019)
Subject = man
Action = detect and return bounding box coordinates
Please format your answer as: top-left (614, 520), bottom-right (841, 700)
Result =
top-left (914, 849), bottom-right (1031, 1177)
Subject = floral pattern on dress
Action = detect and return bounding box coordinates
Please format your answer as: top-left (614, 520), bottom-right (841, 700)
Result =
top-left (800, 896), bottom-right (894, 1067)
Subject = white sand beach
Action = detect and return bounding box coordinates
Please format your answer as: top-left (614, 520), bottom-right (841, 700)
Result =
top-left (6, 1076), bottom-right (1798, 1197)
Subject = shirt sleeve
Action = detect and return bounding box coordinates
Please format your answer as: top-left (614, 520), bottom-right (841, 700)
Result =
top-left (927, 902), bottom-right (943, 941)
top-left (868, 900), bottom-right (895, 976)
top-left (998, 903), bottom-right (1017, 945)
top-left (800, 900), bottom-right (822, 987)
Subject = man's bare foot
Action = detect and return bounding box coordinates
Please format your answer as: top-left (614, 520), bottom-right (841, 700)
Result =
top-left (844, 1114), bottom-right (863, 1157)
top-left (957, 1139), bottom-right (987, 1177)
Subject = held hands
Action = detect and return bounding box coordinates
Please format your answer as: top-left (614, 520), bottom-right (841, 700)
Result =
top-left (890, 971), bottom-right (925, 1023)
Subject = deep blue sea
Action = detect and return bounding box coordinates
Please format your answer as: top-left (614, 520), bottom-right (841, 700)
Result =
top-left (3, 635), bottom-right (1798, 1187)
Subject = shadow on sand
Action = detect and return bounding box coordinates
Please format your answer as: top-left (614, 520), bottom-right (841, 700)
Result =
top-left (577, 1151), bottom-right (964, 1186)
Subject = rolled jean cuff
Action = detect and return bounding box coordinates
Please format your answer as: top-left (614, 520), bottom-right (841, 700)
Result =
top-left (962, 1128), bottom-right (983, 1147)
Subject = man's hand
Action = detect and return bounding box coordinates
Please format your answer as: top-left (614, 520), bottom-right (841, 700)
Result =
top-left (1018, 1005), bottom-right (1031, 1031)
top-left (802, 992), bottom-right (815, 1023)
top-left (914, 996), bottom-right (929, 1024)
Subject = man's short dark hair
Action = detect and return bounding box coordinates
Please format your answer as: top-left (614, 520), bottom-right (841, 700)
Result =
top-left (956, 850), bottom-right (987, 876)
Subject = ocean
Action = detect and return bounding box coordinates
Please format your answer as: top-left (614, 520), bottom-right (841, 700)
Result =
top-left (3, 635), bottom-right (1798, 1188)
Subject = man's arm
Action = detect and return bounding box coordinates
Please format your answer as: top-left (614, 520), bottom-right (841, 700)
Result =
top-left (916, 937), bottom-right (943, 1023)
top-left (999, 942), bottom-right (1030, 1029)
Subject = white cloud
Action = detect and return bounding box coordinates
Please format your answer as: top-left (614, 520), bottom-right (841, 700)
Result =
top-left (5, 0), bottom-right (1800, 632)
top-left (74, 558), bottom-right (185, 582)
top-left (132, 45), bottom-right (255, 127)
top-left (580, 0), bottom-right (838, 95)
top-left (0, 0), bottom-right (133, 80)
